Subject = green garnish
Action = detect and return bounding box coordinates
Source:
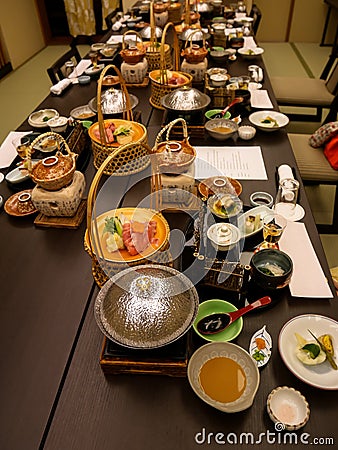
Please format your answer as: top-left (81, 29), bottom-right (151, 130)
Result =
top-left (252, 350), bottom-right (265, 361)
top-left (103, 216), bottom-right (123, 236)
top-left (302, 343), bottom-right (320, 359)
top-left (43, 116), bottom-right (51, 122)
top-left (258, 267), bottom-right (275, 276)
top-left (114, 125), bottom-right (132, 136)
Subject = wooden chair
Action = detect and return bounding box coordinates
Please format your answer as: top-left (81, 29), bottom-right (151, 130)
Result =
top-left (288, 131), bottom-right (338, 234)
top-left (270, 58), bottom-right (338, 123)
top-left (47, 45), bottom-right (82, 85)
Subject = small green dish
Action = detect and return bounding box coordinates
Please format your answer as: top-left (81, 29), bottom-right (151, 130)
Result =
top-left (205, 110), bottom-right (231, 120)
top-left (193, 299), bottom-right (243, 342)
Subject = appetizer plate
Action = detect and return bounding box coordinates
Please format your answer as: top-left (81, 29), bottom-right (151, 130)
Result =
top-left (5, 160), bottom-right (39, 184)
top-left (237, 205), bottom-right (272, 238)
top-left (28, 109), bottom-right (59, 128)
top-left (85, 64), bottom-right (104, 76)
top-left (33, 136), bottom-right (58, 153)
top-left (193, 299), bottom-right (243, 342)
top-left (278, 314), bottom-right (338, 390)
top-left (70, 105), bottom-right (96, 121)
top-left (88, 207), bottom-right (170, 263)
top-left (249, 110), bottom-right (289, 132)
top-left (88, 119), bottom-right (146, 147)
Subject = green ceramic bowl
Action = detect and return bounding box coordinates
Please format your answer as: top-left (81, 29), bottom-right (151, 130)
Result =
top-left (205, 110), bottom-right (231, 120)
top-left (193, 299), bottom-right (243, 342)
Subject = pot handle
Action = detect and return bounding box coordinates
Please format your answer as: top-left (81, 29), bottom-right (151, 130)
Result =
top-left (152, 118), bottom-right (189, 152)
top-left (122, 30), bottom-right (144, 50)
top-left (184, 28), bottom-right (206, 50)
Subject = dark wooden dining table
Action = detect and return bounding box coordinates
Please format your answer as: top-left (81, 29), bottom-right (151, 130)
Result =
top-left (0, 28), bottom-right (337, 450)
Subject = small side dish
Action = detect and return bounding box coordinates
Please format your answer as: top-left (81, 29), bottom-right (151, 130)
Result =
top-left (267, 387), bottom-right (310, 431)
top-left (249, 325), bottom-right (272, 367)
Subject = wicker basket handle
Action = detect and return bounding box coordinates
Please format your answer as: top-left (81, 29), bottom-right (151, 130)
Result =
top-left (122, 30), bottom-right (144, 50)
top-left (153, 118), bottom-right (189, 152)
top-left (96, 64), bottom-right (133, 147)
top-left (86, 141), bottom-right (151, 255)
top-left (184, 28), bottom-right (206, 50)
top-left (159, 21), bottom-right (179, 84)
top-left (149, 1), bottom-right (157, 47)
top-left (26, 131), bottom-right (75, 173)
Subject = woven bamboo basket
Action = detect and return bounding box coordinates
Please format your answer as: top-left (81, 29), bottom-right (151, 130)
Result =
top-left (168, 2), bottom-right (182, 24)
top-left (84, 142), bottom-right (171, 287)
top-left (27, 132), bottom-right (77, 191)
top-left (149, 22), bottom-right (193, 110)
top-left (142, 2), bottom-right (172, 71)
top-left (88, 64), bottom-right (149, 176)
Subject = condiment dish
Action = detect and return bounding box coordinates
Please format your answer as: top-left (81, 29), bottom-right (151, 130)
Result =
top-left (205, 118), bottom-right (238, 141)
top-left (267, 386), bottom-right (310, 430)
top-left (193, 299), bottom-right (243, 342)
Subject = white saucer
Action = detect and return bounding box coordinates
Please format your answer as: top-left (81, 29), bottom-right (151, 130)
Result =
top-left (275, 203), bottom-right (305, 222)
top-left (0, 173), bottom-right (4, 183)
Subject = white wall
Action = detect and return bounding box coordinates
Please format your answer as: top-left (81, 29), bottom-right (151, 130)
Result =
top-left (0, 0), bottom-right (45, 69)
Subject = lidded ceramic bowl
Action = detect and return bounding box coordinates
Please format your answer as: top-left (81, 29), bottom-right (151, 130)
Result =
top-left (94, 265), bottom-right (199, 349)
top-left (88, 88), bottom-right (139, 115)
top-left (161, 86), bottom-right (211, 112)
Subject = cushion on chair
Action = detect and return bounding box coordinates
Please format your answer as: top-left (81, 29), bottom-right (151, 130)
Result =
top-left (309, 121), bottom-right (338, 148)
top-left (270, 77), bottom-right (334, 106)
top-left (324, 134), bottom-right (338, 170)
top-left (288, 133), bottom-right (338, 183)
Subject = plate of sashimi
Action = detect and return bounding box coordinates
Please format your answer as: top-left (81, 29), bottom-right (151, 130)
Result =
top-left (91, 207), bottom-right (170, 262)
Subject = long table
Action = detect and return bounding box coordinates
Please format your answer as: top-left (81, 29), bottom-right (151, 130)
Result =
top-left (0, 33), bottom-right (337, 450)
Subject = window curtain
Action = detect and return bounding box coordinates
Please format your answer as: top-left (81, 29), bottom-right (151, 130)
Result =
top-left (64, 0), bottom-right (96, 36)
top-left (101, 0), bottom-right (120, 30)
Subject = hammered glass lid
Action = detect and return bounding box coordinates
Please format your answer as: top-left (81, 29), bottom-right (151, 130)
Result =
top-left (88, 88), bottom-right (139, 114)
top-left (161, 87), bottom-right (211, 112)
top-left (94, 265), bottom-right (199, 349)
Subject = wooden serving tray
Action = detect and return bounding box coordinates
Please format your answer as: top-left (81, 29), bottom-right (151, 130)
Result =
top-left (34, 198), bottom-right (87, 229)
top-left (100, 332), bottom-right (192, 377)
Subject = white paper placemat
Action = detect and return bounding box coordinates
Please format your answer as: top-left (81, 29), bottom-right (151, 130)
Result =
top-left (250, 89), bottom-right (273, 109)
top-left (279, 221), bottom-right (333, 298)
top-left (194, 146), bottom-right (268, 180)
top-left (0, 131), bottom-right (32, 169)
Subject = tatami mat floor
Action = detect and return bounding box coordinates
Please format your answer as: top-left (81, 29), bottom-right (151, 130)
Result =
top-left (1, 41), bottom-right (337, 267)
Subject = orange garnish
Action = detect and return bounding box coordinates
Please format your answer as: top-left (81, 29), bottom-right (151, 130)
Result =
top-left (255, 337), bottom-right (266, 350)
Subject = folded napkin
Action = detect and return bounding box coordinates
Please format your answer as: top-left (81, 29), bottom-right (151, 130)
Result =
top-left (250, 89), bottom-right (273, 109)
top-left (68, 59), bottom-right (92, 83)
top-left (278, 164), bottom-right (294, 182)
top-left (0, 131), bottom-right (32, 169)
top-left (50, 78), bottom-right (72, 95)
top-left (243, 36), bottom-right (257, 48)
top-left (279, 221), bottom-right (333, 298)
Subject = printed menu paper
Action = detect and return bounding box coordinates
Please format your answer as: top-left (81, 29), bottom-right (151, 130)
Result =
top-left (279, 221), bottom-right (333, 298)
top-left (194, 146), bottom-right (268, 180)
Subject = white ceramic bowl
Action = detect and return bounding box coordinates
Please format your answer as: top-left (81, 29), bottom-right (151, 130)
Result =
top-left (209, 73), bottom-right (228, 87)
top-left (78, 75), bottom-right (91, 85)
top-left (207, 222), bottom-right (241, 251)
top-left (238, 47), bottom-right (264, 59)
top-left (188, 342), bottom-right (260, 413)
top-left (238, 125), bottom-right (256, 140)
top-left (267, 386), bottom-right (310, 431)
top-left (47, 116), bottom-right (68, 133)
top-left (28, 109), bottom-right (59, 128)
top-left (249, 110), bottom-right (289, 132)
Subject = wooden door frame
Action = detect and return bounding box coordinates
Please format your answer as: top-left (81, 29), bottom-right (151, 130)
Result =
top-left (34, 0), bottom-right (52, 45)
